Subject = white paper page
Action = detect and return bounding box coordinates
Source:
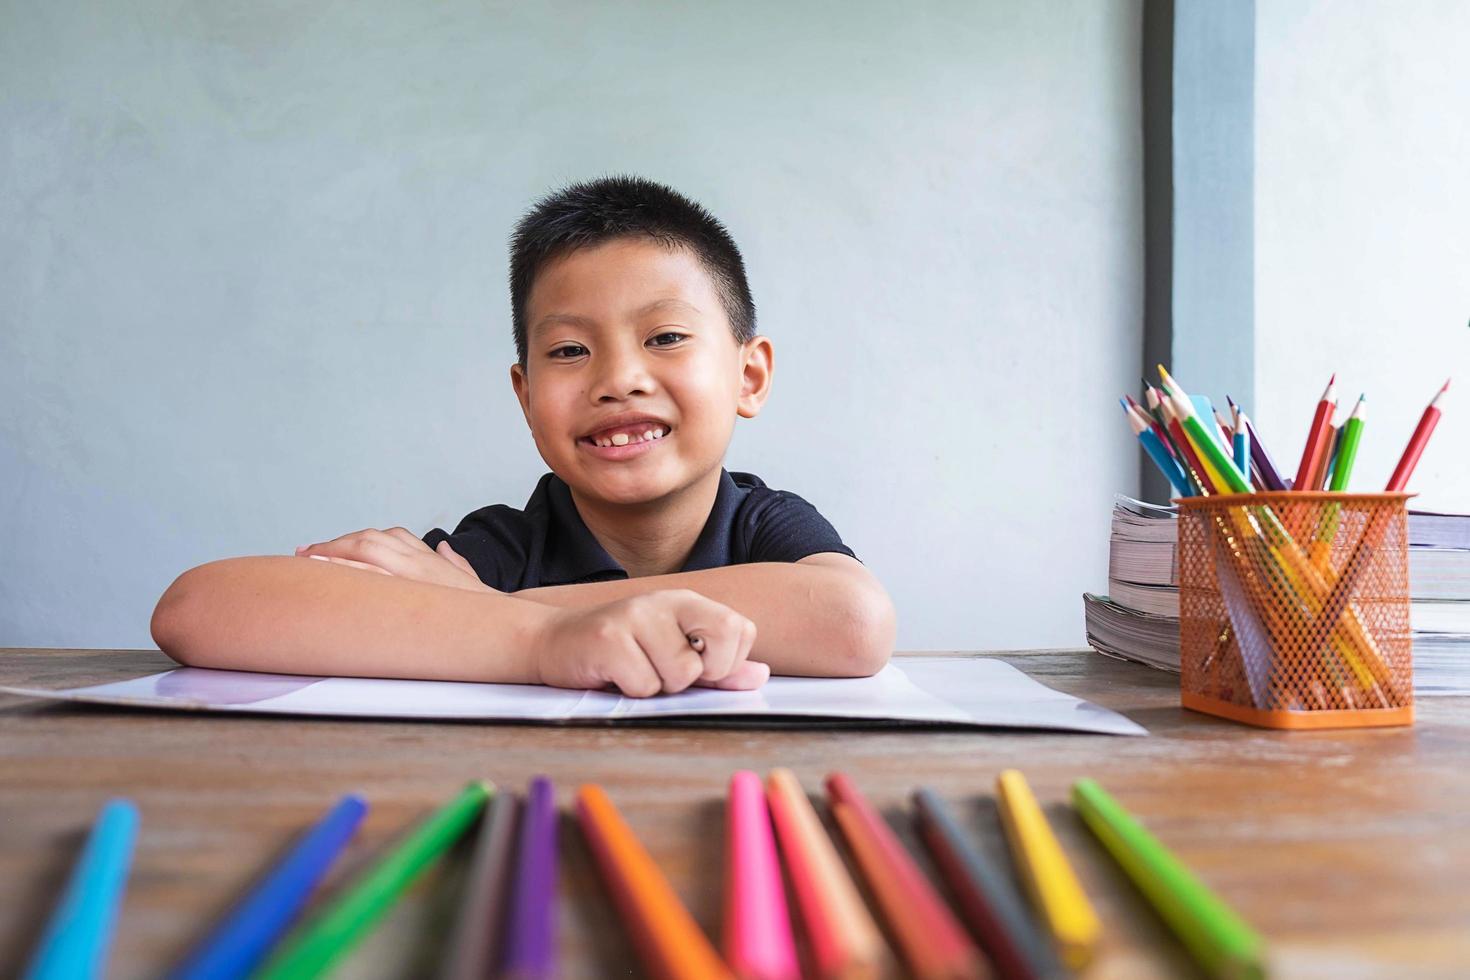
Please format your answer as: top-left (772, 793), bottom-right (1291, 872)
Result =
top-left (1, 657), bottom-right (1146, 735)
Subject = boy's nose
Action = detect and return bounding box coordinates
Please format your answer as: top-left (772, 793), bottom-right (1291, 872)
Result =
top-left (591, 351), bottom-right (655, 401)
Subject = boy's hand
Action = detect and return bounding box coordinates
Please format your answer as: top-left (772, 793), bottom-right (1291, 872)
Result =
top-left (532, 590), bottom-right (766, 697)
top-left (296, 529), bottom-right (490, 593)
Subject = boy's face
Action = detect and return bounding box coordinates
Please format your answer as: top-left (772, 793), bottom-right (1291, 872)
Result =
top-left (511, 238), bottom-right (772, 507)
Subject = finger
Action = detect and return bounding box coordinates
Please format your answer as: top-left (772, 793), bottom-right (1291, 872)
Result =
top-left (671, 596), bottom-right (749, 683)
top-left (301, 528), bottom-right (418, 559)
top-left (601, 638), bottom-right (664, 699)
top-left (382, 527), bottom-right (434, 552)
top-left (305, 535), bottom-right (417, 573)
top-left (305, 554), bottom-right (392, 576)
top-left (636, 602), bottom-right (707, 694)
top-left (436, 541), bottom-right (478, 577)
top-left (695, 660), bottom-right (770, 691)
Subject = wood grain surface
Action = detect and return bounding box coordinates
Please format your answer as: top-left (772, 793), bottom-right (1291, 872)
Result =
top-left (1, 648), bottom-right (1467, 979)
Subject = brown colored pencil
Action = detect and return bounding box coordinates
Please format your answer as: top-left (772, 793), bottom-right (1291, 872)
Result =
top-left (825, 774), bottom-right (985, 979)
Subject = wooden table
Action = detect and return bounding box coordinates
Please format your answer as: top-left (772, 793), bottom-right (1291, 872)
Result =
top-left (2, 648), bottom-right (1466, 979)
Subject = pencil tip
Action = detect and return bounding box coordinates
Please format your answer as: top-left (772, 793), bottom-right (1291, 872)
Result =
top-left (1329, 372), bottom-right (1337, 385)
top-left (1443, 378), bottom-right (1452, 393)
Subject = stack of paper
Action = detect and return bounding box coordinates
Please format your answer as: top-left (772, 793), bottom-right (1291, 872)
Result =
top-left (1082, 495), bottom-right (1470, 695)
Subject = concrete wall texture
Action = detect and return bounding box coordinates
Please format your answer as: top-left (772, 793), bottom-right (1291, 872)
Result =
top-left (1254, 0), bottom-right (1470, 509)
top-left (1, 2), bottom-right (1145, 650)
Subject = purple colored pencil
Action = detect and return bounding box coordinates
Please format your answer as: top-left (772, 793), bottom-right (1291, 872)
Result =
top-left (1229, 396), bottom-right (1290, 491)
top-left (503, 777), bottom-right (557, 978)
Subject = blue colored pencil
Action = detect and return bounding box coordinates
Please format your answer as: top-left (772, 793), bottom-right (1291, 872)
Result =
top-left (25, 799), bottom-right (139, 980)
top-left (168, 795), bottom-right (367, 980)
top-left (1231, 411), bottom-right (1250, 476)
top-left (1124, 400), bottom-right (1192, 497)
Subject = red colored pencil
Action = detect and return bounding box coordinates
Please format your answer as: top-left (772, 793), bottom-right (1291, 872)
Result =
top-left (1162, 400), bottom-right (1216, 495)
top-left (1293, 374), bottom-right (1337, 490)
top-left (825, 774), bottom-right (984, 979)
top-left (1386, 379), bottom-right (1451, 491)
top-left (1141, 383), bottom-right (1177, 453)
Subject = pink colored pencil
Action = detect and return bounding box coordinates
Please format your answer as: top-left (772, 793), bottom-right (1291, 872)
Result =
top-left (724, 771), bottom-right (800, 980)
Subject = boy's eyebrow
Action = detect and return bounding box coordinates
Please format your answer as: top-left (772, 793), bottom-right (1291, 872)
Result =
top-left (530, 298), bottom-right (702, 338)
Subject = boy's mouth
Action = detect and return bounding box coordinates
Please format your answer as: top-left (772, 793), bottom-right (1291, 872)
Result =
top-left (578, 419), bottom-right (672, 449)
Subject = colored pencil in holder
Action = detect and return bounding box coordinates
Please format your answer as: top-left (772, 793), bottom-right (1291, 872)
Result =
top-left (169, 795), bottom-right (367, 980)
top-left (994, 770), bottom-right (1099, 969)
top-left (765, 769), bottom-right (886, 980)
top-left (1124, 400), bottom-right (1191, 497)
top-left (1386, 379), bottom-right (1449, 492)
top-left (24, 798), bottom-right (139, 980)
top-left (439, 790), bottom-right (519, 980)
top-left (825, 773), bottom-right (985, 979)
top-left (256, 781), bottom-right (490, 980)
top-left (575, 784), bottom-right (732, 980)
top-left (1228, 397), bottom-right (1290, 491)
top-left (912, 788), bottom-right (1068, 980)
top-left (1072, 779), bottom-right (1267, 980)
top-left (724, 771), bottom-right (800, 980)
top-left (1292, 374), bottom-right (1337, 491)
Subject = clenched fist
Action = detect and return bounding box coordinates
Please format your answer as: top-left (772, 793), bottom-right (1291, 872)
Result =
top-left (531, 590), bottom-right (767, 697)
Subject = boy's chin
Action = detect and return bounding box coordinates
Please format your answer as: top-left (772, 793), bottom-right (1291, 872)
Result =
top-left (564, 465), bottom-right (688, 507)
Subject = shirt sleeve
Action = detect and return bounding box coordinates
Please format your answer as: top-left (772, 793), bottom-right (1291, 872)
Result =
top-left (740, 488), bottom-right (858, 564)
top-left (422, 505), bottom-right (530, 592)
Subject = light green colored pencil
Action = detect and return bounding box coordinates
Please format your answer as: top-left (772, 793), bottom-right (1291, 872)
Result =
top-left (1072, 779), bottom-right (1267, 980)
top-left (1328, 395), bottom-right (1367, 491)
top-left (254, 781), bottom-right (491, 980)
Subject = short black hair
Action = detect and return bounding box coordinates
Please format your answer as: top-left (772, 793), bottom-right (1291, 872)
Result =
top-left (509, 176), bottom-right (757, 365)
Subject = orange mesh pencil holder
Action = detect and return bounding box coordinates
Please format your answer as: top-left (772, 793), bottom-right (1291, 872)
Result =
top-left (1177, 491), bottom-right (1414, 730)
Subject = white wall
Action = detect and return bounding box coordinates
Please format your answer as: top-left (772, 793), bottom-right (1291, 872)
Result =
top-left (1, 1), bottom-right (1143, 651)
top-left (1255, 1), bottom-right (1470, 509)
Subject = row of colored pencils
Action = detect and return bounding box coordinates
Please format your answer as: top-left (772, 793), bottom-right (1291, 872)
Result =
top-left (581, 768), bottom-right (1266, 980)
top-left (24, 781), bottom-right (555, 980)
top-left (26, 772), bottom-right (1266, 980)
top-left (1122, 370), bottom-right (1449, 498)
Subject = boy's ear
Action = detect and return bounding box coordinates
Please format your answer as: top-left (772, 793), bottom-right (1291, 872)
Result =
top-left (510, 363), bottom-right (533, 426)
top-left (737, 336), bottom-right (774, 420)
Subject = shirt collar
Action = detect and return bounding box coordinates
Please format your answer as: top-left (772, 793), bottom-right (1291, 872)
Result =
top-left (536, 469), bottom-right (744, 586)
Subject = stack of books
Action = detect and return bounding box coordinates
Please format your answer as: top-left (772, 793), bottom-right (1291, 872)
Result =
top-left (1083, 496), bottom-right (1470, 694)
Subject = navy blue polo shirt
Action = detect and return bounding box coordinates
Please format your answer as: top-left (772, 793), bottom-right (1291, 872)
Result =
top-left (422, 469), bottom-right (856, 592)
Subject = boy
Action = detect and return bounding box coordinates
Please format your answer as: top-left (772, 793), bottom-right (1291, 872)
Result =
top-left (151, 176), bottom-right (895, 696)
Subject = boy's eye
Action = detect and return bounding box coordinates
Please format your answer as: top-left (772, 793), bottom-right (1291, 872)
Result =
top-left (549, 345), bottom-right (587, 359)
top-left (649, 332), bottom-right (687, 347)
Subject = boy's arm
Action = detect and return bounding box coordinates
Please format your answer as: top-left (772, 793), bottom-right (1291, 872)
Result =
top-left (151, 556), bottom-right (553, 681)
top-left (514, 553), bottom-right (895, 678)
top-left (149, 556), bottom-right (765, 694)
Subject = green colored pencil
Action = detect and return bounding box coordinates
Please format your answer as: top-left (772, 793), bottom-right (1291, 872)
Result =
top-left (254, 781), bottom-right (491, 980)
top-left (1072, 779), bottom-right (1267, 980)
top-left (1328, 396), bottom-right (1366, 491)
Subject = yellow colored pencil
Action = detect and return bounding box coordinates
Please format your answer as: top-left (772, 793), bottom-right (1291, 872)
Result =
top-left (995, 769), bottom-right (1100, 969)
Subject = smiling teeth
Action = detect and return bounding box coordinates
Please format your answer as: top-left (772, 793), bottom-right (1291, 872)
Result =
top-left (592, 426), bottom-right (667, 448)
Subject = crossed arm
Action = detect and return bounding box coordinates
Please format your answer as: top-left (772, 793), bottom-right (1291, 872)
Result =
top-left (151, 529), bottom-right (896, 690)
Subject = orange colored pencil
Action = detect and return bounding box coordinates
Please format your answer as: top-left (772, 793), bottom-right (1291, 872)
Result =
top-left (1293, 373), bottom-right (1337, 490)
top-left (575, 785), bottom-right (732, 980)
top-left (765, 770), bottom-right (885, 980)
top-left (825, 774), bottom-right (984, 979)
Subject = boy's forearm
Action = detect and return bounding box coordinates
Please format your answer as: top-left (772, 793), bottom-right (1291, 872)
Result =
top-left (151, 557), bottom-right (557, 683)
top-left (514, 562), bottom-right (895, 677)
